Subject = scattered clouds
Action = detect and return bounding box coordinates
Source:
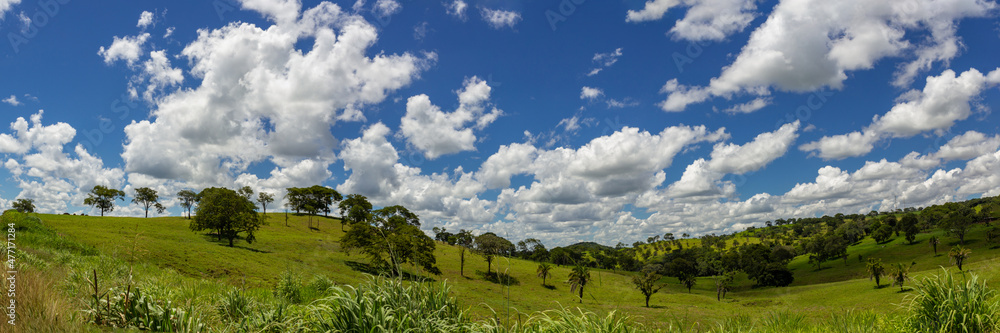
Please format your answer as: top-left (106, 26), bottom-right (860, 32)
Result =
top-left (580, 86), bottom-right (603, 100)
top-left (721, 97), bottom-right (770, 113)
top-left (3, 95), bottom-right (20, 106)
top-left (658, 0), bottom-right (996, 112)
top-left (587, 48), bottom-right (623, 76)
top-left (121, 2), bottom-right (433, 192)
top-left (0, 111), bottom-right (125, 214)
top-left (0, 0), bottom-right (21, 18)
top-left (137, 10), bottom-right (154, 28)
top-left (374, 0), bottom-right (401, 17)
top-left (480, 8), bottom-right (521, 29)
top-left (445, 0), bottom-right (468, 20)
top-left (97, 33), bottom-right (151, 66)
top-left (626, 0), bottom-right (758, 41)
top-left (400, 77), bottom-right (503, 159)
top-left (801, 68), bottom-right (1000, 159)
top-left (933, 131), bottom-right (1000, 161)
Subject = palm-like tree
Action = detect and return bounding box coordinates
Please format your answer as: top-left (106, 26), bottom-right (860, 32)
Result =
top-left (929, 236), bottom-right (939, 255)
top-left (950, 246), bottom-right (971, 271)
top-left (866, 258), bottom-right (886, 288)
top-left (537, 263), bottom-right (553, 286)
top-left (889, 262), bottom-right (914, 291)
top-left (567, 264), bottom-right (591, 303)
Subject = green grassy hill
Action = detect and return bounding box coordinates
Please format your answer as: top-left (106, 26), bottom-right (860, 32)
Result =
top-left (15, 212), bottom-right (1000, 330)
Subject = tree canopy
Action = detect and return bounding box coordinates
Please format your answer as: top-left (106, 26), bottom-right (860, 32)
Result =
top-left (177, 190), bottom-right (198, 219)
top-left (83, 185), bottom-right (126, 217)
top-left (12, 198), bottom-right (34, 213)
top-left (473, 232), bottom-right (514, 274)
top-left (286, 186), bottom-right (342, 216)
top-left (132, 187), bottom-right (165, 218)
top-left (189, 187), bottom-right (265, 247)
top-left (340, 202), bottom-right (439, 276)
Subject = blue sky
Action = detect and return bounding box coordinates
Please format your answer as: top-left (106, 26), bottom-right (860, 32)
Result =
top-left (1, 0), bottom-right (999, 246)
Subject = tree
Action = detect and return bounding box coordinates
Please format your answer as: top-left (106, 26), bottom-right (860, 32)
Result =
top-left (237, 186), bottom-right (254, 200)
top-left (866, 258), bottom-right (885, 288)
top-left (631, 271), bottom-right (665, 307)
top-left (455, 229), bottom-right (474, 276)
top-left (929, 236), bottom-right (939, 255)
top-left (341, 205), bottom-right (439, 276)
top-left (132, 187), bottom-right (165, 218)
top-left (901, 214), bottom-right (919, 244)
top-left (537, 263), bottom-right (553, 287)
top-left (950, 246), bottom-right (971, 271)
top-left (679, 273), bottom-right (697, 293)
top-left (567, 264), bottom-right (590, 303)
top-left (872, 224), bottom-right (894, 243)
top-left (888, 262), bottom-right (914, 291)
top-left (941, 204), bottom-right (975, 244)
top-left (177, 190), bottom-right (198, 219)
top-left (83, 185), bottom-right (125, 217)
top-left (189, 187), bottom-right (265, 247)
top-left (287, 186), bottom-right (342, 216)
top-left (12, 198), bottom-right (35, 213)
top-left (716, 271), bottom-right (735, 301)
top-left (257, 192), bottom-right (274, 217)
top-left (338, 194), bottom-right (372, 231)
top-left (473, 232), bottom-right (514, 274)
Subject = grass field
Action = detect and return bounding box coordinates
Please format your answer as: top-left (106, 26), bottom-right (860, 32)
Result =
top-left (17, 212), bottom-right (1000, 330)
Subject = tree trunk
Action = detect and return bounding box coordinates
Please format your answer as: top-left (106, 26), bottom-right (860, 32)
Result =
top-left (646, 295), bottom-right (651, 307)
top-left (228, 236), bottom-right (234, 247)
top-left (579, 287), bottom-right (583, 303)
top-left (144, 208), bottom-right (148, 218)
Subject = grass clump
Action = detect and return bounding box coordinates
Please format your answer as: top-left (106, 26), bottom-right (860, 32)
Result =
top-left (904, 268), bottom-right (999, 333)
top-left (299, 277), bottom-right (473, 332)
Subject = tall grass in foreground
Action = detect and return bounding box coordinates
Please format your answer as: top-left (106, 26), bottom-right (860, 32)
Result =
top-left (904, 268), bottom-right (1000, 333)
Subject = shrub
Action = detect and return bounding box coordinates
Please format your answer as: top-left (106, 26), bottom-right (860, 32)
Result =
top-left (217, 287), bottom-right (253, 322)
top-left (904, 269), bottom-right (999, 333)
top-left (273, 270), bottom-right (304, 304)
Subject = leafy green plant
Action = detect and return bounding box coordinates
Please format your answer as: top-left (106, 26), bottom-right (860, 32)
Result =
top-left (904, 269), bottom-right (999, 333)
top-left (273, 270), bottom-right (304, 304)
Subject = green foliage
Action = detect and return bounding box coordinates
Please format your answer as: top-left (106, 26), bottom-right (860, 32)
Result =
top-left (299, 278), bottom-right (471, 332)
top-left (83, 185), bottom-right (126, 216)
top-left (273, 270), bottom-right (304, 304)
top-left (873, 224), bottom-right (894, 244)
top-left (630, 271), bottom-right (664, 307)
top-left (941, 203), bottom-right (976, 244)
top-left (286, 185), bottom-right (342, 217)
top-left (256, 191), bottom-right (274, 216)
top-left (902, 214), bottom-right (920, 244)
top-left (866, 258), bottom-right (886, 288)
top-left (216, 287), bottom-right (253, 322)
top-left (904, 269), bottom-right (999, 333)
top-left (176, 190), bottom-right (198, 219)
top-left (338, 193), bottom-right (372, 229)
top-left (950, 246), bottom-right (971, 271)
top-left (190, 187), bottom-right (265, 247)
top-left (537, 262), bottom-right (553, 286)
top-left (12, 198), bottom-right (35, 213)
top-left (341, 203), bottom-right (440, 276)
top-left (888, 262), bottom-right (914, 292)
top-left (132, 187), bottom-right (166, 218)
top-left (85, 277), bottom-right (204, 332)
top-left (568, 264), bottom-right (591, 303)
top-left (474, 232), bottom-right (515, 274)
